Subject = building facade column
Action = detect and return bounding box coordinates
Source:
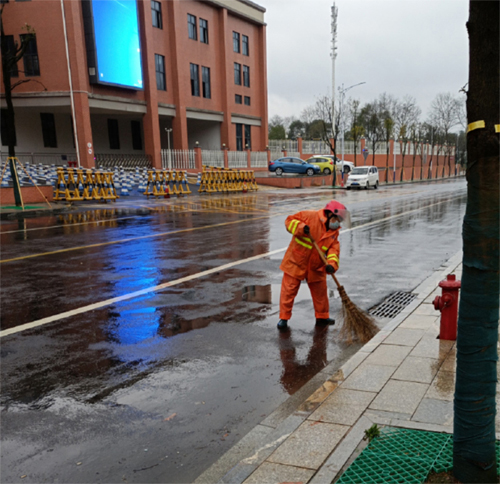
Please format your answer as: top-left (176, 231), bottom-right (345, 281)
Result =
top-left (258, 24), bottom-right (268, 150)
top-left (64, 0), bottom-right (94, 168)
top-left (166, 0), bottom-right (189, 150)
top-left (138, 0), bottom-right (162, 168)
top-left (218, 8), bottom-right (232, 149)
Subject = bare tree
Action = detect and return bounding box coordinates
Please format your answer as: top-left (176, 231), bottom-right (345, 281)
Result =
top-left (378, 93), bottom-right (397, 182)
top-left (359, 100), bottom-right (384, 166)
top-left (393, 96), bottom-right (421, 181)
top-left (347, 98), bottom-right (363, 166)
top-left (428, 92), bottom-right (462, 177)
top-left (1, 4), bottom-right (39, 206)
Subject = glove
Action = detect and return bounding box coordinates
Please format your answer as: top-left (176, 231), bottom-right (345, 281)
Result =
top-left (326, 264), bottom-right (335, 274)
top-left (303, 225), bottom-right (310, 235)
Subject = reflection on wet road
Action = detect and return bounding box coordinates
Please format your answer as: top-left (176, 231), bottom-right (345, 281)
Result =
top-left (1, 180), bottom-right (466, 483)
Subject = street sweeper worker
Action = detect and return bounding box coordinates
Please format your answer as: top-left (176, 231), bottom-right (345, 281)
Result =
top-left (277, 200), bottom-right (351, 331)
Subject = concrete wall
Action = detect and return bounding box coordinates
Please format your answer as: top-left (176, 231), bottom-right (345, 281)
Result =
top-left (187, 119), bottom-right (221, 150)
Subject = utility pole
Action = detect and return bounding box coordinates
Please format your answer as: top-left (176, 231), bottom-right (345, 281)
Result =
top-left (330, 3), bottom-right (338, 124)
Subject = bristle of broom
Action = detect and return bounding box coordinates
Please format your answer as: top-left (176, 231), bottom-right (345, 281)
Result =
top-left (337, 286), bottom-right (379, 344)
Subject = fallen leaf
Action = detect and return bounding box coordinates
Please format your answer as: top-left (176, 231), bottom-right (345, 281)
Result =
top-left (20, 476), bottom-right (27, 479)
top-left (76, 462), bottom-right (82, 466)
top-left (164, 413), bottom-right (177, 421)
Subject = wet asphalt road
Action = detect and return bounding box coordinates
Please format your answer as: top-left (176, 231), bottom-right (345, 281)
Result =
top-left (1, 179), bottom-right (466, 483)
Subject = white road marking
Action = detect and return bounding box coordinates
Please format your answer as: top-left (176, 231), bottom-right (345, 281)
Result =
top-left (0, 197), bottom-right (459, 338)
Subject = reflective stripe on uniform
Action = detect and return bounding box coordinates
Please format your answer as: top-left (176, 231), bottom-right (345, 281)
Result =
top-left (328, 253), bottom-right (339, 263)
top-left (322, 246), bottom-right (328, 251)
top-left (294, 237), bottom-right (312, 249)
top-left (288, 219), bottom-right (300, 234)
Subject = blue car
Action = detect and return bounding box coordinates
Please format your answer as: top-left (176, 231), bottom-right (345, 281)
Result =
top-left (268, 157), bottom-right (321, 176)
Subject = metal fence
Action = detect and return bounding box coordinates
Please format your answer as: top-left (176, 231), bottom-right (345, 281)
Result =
top-left (270, 149), bottom-right (282, 161)
top-left (302, 140), bottom-right (330, 154)
top-left (228, 151), bottom-right (247, 168)
top-left (161, 149), bottom-right (195, 170)
top-left (1, 152), bottom-right (77, 166)
top-left (96, 153), bottom-right (152, 169)
top-left (201, 150), bottom-right (224, 168)
top-left (269, 139), bottom-right (298, 152)
top-left (287, 151), bottom-right (301, 158)
top-left (251, 151), bottom-right (268, 167)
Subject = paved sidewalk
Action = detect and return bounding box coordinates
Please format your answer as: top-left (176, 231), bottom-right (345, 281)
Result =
top-left (196, 250), bottom-right (496, 484)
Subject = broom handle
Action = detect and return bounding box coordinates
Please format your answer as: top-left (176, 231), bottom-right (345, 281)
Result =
top-left (308, 234), bottom-right (342, 289)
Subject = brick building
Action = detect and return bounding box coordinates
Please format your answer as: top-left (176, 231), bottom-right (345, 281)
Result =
top-left (0, 0), bottom-right (268, 168)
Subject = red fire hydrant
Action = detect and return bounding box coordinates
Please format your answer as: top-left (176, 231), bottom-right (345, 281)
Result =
top-left (433, 274), bottom-right (461, 340)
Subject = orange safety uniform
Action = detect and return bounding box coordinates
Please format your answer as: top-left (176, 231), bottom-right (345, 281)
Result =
top-left (279, 209), bottom-right (340, 320)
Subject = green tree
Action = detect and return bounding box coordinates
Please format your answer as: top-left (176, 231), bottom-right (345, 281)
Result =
top-left (268, 124), bottom-right (286, 140)
top-left (348, 99), bottom-right (363, 166)
top-left (453, 2), bottom-right (499, 483)
top-left (359, 102), bottom-right (383, 165)
top-left (288, 119), bottom-right (305, 139)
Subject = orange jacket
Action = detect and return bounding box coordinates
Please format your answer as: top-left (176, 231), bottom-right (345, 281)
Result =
top-left (280, 209), bottom-right (340, 282)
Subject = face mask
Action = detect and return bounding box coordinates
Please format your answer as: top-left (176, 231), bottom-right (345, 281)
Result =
top-left (329, 221), bottom-right (340, 230)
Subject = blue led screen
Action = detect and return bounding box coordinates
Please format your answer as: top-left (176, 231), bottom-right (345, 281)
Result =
top-left (91, 0), bottom-right (143, 89)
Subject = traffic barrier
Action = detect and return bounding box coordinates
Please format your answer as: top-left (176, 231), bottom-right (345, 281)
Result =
top-left (198, 166), bottom-right (258, 194)
top-left (53, 168), bottom-right (119, 202)
top-left (143, 169), bottom-right (192, 198)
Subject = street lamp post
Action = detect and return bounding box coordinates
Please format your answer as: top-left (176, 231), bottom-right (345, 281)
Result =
top-left (338, 81), bottom-right (366, 173)
top-left (165, 128), bottom-right (172, 170)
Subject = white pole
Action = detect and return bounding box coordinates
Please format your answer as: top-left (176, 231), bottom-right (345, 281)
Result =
top-left (393, 141), bottom-right (396, 183)
top-left (166, 128), bottom-right (172, 170)
top-left (331, 3), bottom-right (338, 129)
top-left (60, 0), bottom-right (81, 168)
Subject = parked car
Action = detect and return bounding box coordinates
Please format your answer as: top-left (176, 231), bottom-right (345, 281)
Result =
top-left (268, 157), bottom-right (321, 176)
top-left (308, 155), bottom-right (354, 174)
top-left (345, 166), bottom-right (379, 189)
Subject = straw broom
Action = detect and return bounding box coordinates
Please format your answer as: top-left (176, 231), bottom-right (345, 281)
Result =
top-left (309, 236), bottom-right (379, 344)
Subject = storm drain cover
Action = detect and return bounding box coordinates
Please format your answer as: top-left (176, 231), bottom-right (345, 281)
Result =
top-left (369, 292), bottom-right (417, 319)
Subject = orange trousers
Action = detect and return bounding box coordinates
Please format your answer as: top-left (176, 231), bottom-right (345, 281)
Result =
top-left (279, 272), bottom-right (329, 320)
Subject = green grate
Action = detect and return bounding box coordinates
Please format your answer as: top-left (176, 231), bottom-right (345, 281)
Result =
top-left (337, 452), bottom-right (431, 484)
top-left (336, 427), bottom-right (499, 484)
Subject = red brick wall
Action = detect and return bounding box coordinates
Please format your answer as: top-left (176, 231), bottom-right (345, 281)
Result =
top-left (0, 186), bottom-right (53, 206)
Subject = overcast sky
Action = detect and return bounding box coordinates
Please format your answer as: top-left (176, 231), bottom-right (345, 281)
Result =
top-left (262, 0), bottom-right (469, 122)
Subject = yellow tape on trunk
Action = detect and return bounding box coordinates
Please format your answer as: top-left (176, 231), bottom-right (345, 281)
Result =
top-left (467, 120), bottom-right (485, 133)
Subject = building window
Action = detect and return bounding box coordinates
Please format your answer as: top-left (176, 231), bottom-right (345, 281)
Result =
top-left (190, 63), bottom-right (200, 96)
top-left (236, 123), bottom-right (243, 151)
top-left (40, 113), bottom-right (57, 148)
top-left (155, 54), bottom-right (166, 90)
top-left (234, 62), bottom-right (241, 85)
top-left (235, 94), bottom-right (242, 104)
top-left (1, 109), bottom-right (16, 146)
top-left (21, 34), bottom-right (40, 76)
top-left (244, 96), bottom-right (250, 106)
top-left (131, 121), bottom-right (142, 150)
top-left (151, 1), bottom-right (162, 29)
top-left (242, 35), bottom-right (249, 56)
top-left (108, 118), bottom-right (120, 150)
top-left (3, 35), bottom-right (18, 77)
top-left (233, 31), bottom-right (240, 53)
top-left (188, 14), bottom-right (197, 40)
top-left (245, 124), bottom-right (251, 150)
top-left (243, 65), bottom-right (250, 87)
top-left (202, 66), bottom-right (211, 99)
top-left (199, 18), bottom-right (208, 44)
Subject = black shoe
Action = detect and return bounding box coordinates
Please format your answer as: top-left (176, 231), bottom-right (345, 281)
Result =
top-left (277, 319), bottom-right (289, 330)
top-left (316, 318), bottom-right (335, 326)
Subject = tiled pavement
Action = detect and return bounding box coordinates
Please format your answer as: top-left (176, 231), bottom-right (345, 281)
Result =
top-left (195, 250), bottom-right (499, 484)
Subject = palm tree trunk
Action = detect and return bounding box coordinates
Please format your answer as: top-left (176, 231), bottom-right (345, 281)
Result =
top-left (453, 2), bottom-right (499, 483)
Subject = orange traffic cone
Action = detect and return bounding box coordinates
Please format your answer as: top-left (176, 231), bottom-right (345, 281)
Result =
top-left (164, 186), bottom-right (170, 198)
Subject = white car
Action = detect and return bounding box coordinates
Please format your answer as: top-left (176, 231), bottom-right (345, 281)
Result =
top-left (345, 166), bottom-right (379, 189)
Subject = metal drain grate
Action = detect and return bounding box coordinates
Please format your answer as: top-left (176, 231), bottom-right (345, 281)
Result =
top-left (337, 427), bottom-right (500, 484)
top-left (369, 292), bottom-right (417, 319)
